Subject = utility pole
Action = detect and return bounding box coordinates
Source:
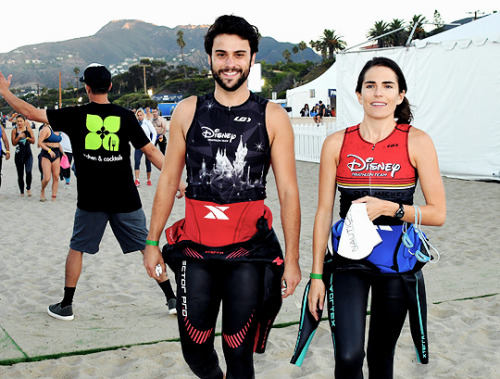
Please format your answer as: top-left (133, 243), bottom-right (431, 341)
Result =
top-left (139, 64), bottom-right (150, 95)
top-left (466, 10), bottom-right (485, 20)
top-left (59, 72), bottom-right (62, 108)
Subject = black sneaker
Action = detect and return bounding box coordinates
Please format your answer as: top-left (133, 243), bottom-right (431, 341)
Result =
top-left (167, 298), bottom-right (177, 315)
top-left (47, 302), bottom-right (74, 321)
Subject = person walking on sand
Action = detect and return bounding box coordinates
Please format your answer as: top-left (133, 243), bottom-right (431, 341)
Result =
top-left (143, 15), bottom-right (301, 379)
top-left (37, 123), bottom-right (64, 201)
top-left (59, 131), bottom-right (74, 189)
top-left (305, 57), bottom-right (446, 378)
top-left (134, 108), bottom-right (157, 187)
top-left (0, 63), bottom-right (182, 320)
top-left (11, 114), bottom-right (35, 197)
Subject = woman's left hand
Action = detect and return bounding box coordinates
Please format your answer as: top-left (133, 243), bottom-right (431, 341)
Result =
top-left (352, 196), bottom-right (395, 221)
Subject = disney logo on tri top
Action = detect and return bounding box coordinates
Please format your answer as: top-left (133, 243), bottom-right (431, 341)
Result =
top-left (201, 126), bottom-right (237, 143)
top-left (346, 154), bottom-right (401, 177)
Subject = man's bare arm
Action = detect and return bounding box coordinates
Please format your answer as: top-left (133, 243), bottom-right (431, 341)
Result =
top-left (0, 70), bottom-right (48, 123)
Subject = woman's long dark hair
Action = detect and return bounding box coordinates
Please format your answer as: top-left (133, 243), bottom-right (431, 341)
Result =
top-left (355, 57), bottom-right (413, 124)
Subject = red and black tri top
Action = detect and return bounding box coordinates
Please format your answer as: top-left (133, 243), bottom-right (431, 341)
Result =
top-left (336, 124), bottom-right (418, 225)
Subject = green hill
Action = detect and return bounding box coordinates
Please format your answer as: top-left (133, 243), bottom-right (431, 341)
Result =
top-left (0, 19), bottom-right (320, 89)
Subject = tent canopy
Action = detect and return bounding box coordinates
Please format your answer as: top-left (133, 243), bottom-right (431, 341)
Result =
top-left (286, 64), bottom-right (337, 117)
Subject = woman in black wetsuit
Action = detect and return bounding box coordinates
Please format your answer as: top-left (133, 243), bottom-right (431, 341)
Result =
top-left (11, 114), bottom-right (35, 196)
top-left (307, 57), bottom-right (446, 378)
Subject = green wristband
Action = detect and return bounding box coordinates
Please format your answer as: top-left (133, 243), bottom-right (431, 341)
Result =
top-left (145, 239), bottom-right (159, 246)
top-left (310, 273), bottom-right (323, 280)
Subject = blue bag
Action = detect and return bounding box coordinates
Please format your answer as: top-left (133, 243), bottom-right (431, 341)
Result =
top-left (331, 206), bottom-right (438, 273)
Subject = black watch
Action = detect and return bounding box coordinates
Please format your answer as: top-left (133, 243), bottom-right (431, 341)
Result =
top-left (394, 203), bottom-right (405, 219)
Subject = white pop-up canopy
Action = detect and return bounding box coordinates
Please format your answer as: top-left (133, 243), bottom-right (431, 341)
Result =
top-left (335, 13), bottom-right (500, 181)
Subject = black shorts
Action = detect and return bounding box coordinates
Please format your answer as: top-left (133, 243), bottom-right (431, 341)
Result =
top-left (40, 148), bottom-right (61, 163)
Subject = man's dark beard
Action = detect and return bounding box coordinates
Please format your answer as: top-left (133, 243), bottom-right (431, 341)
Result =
top-left (211, 64), bottom-right (250, 92)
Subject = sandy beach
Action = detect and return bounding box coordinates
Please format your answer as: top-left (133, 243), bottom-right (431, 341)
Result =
top-left (0, 136), bottom-right (499, 378)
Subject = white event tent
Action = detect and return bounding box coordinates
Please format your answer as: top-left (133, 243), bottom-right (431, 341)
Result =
top-left (288, 13), bottom-right (500, 180)
top-left (286, 63), bottom-right (337, 118)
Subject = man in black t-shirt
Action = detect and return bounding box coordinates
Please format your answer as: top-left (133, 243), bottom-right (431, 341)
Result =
top-left (0, 63), bottom-right (182, 320)
top-left (314, 100), bottom-right (326, 124)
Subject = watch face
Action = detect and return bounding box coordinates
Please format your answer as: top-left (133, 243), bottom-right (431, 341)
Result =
top-left (395, 205), bottom-right (404, 219)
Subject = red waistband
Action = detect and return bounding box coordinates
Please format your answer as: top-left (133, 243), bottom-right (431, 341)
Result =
top-left (166, 198), bottom-right (272, 247)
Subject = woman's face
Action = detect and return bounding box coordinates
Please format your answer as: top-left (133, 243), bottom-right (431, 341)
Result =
top-left (16, 118), bottom-right (25, 128)
top-left (137, 112), bottom-right (144, 121)
top-left (356, 65), bottom-right (405, 121)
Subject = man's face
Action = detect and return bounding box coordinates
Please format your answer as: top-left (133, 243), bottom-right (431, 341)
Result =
top-left (152, 109), bottom-right (159, 119)
top-left (209, 34), bottom-right (255, 93)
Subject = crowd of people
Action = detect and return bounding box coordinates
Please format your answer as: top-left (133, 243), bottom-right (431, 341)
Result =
top-left (0, 14), bottom-right (446, 379)
top-left (0, 106), bottom-right (169, 198)
top-left (300, 100), bottom-right (335, 125)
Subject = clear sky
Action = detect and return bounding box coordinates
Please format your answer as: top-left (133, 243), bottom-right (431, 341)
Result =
top-left (0, 0), bottom-right (497, 54)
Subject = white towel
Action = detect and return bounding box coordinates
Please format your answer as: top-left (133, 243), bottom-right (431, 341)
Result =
top-left (337, 203), bottom-right (382, 260)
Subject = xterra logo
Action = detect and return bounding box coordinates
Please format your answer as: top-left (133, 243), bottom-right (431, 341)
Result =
top-left (204, 205), bottom-right (230, 220)
top-left (85, 114), bottom-right (120, 151)
top-left (234, 116), bottom-right (251, 123)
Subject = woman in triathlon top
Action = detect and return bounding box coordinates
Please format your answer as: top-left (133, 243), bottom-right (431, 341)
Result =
top-left (11, 114), bottom-right (35, 196)
top-left (38, 123), bottom-right (64, 201)
top-left (307, 57), bottom-right (446, 378)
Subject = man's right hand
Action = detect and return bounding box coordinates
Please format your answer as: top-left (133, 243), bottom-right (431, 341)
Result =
top-left (143, 245), bottom-right (165, 280)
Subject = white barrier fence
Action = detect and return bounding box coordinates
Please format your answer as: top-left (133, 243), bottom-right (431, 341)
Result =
top-left (292, 121), bottom-right (338, 163)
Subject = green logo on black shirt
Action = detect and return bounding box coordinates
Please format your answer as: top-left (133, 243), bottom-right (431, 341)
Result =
top-left (85, 114), bottom-right (120, 151)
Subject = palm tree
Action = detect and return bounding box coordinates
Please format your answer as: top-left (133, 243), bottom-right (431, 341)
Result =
top-left (282, 49), bottom-right (292, 63)
top-left (408, 14), bottom-right (427, 42)
top-left (309, 39), bottom-right (325, 60)
top-left (388, 19), bottom-right (407, 46)
top-left (298, 41), bottom-right (307, 62)
top-left (367, 20), bottom-right (390, 48)
top-left (318, 29), bottom-right (346, 60)
top-left (176, 30), bottom-right (187, 80)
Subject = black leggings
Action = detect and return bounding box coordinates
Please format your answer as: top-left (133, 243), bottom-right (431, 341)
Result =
top-left (175, 260), bottom-right (264, 379)
top-left (15, 153), bottom-right (33, 194)
top-left (327, 270), bottom-right (408, 379)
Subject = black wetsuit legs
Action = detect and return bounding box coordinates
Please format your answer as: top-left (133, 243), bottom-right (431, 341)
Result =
top-left (328, 270), bottom-right (408, 379)
top-left (15, 154), bottom-right (32, 194)
top-left (176, 260), bottom-right (263, 379)
top-left (366, 273), bottom-right (408, 378)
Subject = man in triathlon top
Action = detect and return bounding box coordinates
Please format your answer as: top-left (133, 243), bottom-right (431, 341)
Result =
top-left (143, 15), bottom-right (301, 379)
top-left (0, 63), bottom-right (180, 320)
